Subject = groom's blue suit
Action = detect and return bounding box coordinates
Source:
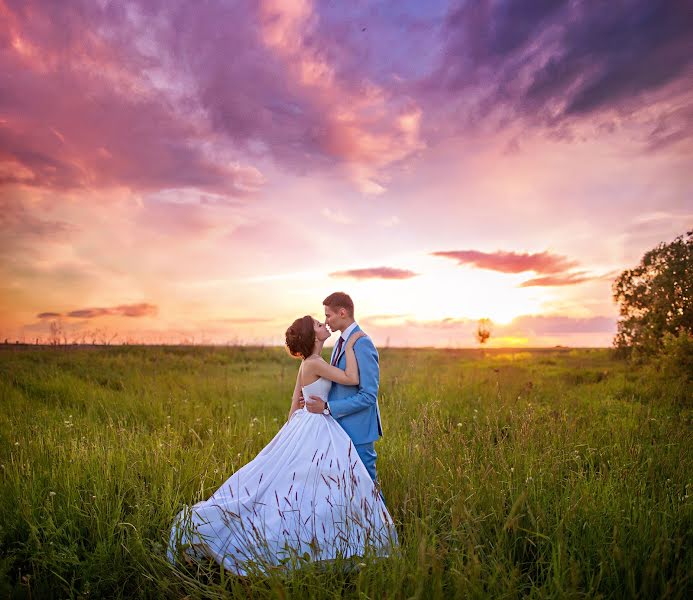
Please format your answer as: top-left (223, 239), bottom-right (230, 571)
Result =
top-left (327, 324), bottom-right (382, 482)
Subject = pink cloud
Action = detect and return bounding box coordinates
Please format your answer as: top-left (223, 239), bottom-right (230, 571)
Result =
top-left (431, 250), bottom-right (579, 274)
top-left (213, 317), bottom-right (275, 324)
top-left (0, 196), bottom-right (76, 239)
top-left (519, 272), bottom-right (593, 287)
top-left (38, 303), bottom-right (158, 319)
top-left (329, 267), bottom-right (419, 280)
top-left (0, 1), bottom-right (264, 197)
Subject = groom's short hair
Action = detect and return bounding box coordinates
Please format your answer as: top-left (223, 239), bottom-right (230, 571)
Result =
top-left (323, 292), bottom-right (354, 317)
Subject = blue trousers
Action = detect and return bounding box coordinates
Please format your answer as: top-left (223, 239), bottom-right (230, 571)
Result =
top-left (355, 442), bottom-right (377, 482)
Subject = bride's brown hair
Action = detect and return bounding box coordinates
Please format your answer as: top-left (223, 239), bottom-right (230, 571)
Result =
top-left (285, 315), bottom-right (315, 359)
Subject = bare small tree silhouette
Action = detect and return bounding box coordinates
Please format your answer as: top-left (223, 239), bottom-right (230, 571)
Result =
top-left (48, 320), bottom-right (63, 346)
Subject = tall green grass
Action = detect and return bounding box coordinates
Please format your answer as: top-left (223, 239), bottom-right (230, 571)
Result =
top-left (0, 346), bottom-right (691, 598)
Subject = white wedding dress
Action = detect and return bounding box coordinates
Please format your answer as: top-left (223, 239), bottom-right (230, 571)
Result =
top-left (167, 377), bottom-right (397, 575)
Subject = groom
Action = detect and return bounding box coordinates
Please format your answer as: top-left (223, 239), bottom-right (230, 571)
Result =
top-left (303, 292), bottom-right (383, 482)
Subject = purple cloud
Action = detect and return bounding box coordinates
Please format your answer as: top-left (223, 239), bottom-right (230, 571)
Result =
top-left (0, 0), bottom-right (430, 198)
top-left (429, 0), bottom-right (693, 147)
top-left (2, 0), bottom-right (690, 203)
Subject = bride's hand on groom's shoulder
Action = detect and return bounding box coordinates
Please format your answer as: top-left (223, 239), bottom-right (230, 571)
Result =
top-left (347, 331), bottom-right (366, 347)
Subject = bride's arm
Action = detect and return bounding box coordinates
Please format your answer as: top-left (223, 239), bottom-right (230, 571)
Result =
top-left (288, 368), bottom-right (302, 419)
top-left (311, 332), bottom-right (365, 385)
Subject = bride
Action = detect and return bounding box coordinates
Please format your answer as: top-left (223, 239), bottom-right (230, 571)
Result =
top-left (167, 316), bottom-right (397, 575)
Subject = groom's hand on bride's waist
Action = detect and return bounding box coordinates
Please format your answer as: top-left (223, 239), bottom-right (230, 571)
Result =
top-left (305, 395), bottom-right (327, 414)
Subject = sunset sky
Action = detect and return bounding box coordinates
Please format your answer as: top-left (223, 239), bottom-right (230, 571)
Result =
top-left (1, 0), bottom-right (691, 347)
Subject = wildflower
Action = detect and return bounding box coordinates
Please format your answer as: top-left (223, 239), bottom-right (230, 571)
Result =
top-left (49, 491), bottom-right (56, 497)
top-left (14, 442), bottom-right (19, 446)
top-left (456, 422), bottom-right (462, 427)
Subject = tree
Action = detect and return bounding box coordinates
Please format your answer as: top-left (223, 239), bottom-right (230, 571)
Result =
top-left (476, 318), bottom-right (492, 345)
top-left (48, 320), bottom-right (63, 346)
top-left (612, 230), bottom-right (692, 356)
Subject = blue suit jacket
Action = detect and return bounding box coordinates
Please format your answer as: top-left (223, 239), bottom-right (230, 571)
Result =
top-left (327, 325), bottom-right (383, 445)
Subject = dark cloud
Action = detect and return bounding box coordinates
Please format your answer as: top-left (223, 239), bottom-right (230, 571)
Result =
top-left (37, 312), bottom-right (61, 319)
top-left (433, 0), bottom-right (693, 146)
top-left (116, 303), bottom-right (158, 317)
top-left (67, 308), bottom-right (112, 319)
top-left (432, 250), bottom-right (578, 274)
top-left (329, 267), bottom-right (419, 280)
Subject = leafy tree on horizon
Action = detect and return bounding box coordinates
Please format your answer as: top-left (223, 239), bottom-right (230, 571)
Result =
top-left (612, 230), bottom-right (692, 357)
top-left (476, 318), bottom-right (492, 346)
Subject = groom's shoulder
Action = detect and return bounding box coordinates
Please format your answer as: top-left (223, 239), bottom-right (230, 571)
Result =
top-left (357, 333), bottom-right (378, 353)
top-left (353, 324), bottom-right (377, 351)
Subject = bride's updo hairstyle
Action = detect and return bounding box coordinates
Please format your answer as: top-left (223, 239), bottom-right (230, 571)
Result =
top-left (285, 315), bottom-right (315, 359)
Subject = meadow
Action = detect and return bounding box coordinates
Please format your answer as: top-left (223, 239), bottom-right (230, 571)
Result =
top-left (0, 345), bottom-right (690, 599)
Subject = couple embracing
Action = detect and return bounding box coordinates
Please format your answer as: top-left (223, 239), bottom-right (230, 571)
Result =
top-left (167, 292), bottom-right (397, 575)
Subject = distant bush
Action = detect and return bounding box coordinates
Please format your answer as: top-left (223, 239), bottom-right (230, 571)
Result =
top-left (652, 331), bottom-right (693, 383)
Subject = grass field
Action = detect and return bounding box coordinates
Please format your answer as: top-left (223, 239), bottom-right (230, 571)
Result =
top-left (0, 345), bottom-right (691, 598)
